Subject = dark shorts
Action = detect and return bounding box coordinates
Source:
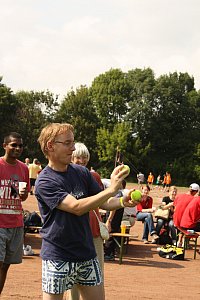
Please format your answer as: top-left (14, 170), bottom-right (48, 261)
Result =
top-left (0, 227), bottom-right (24, 264)
top-left (30, 178), bottom-right (36, 187)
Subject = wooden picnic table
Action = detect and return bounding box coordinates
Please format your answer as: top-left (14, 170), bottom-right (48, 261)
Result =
top-left (110, 232), bottom-right (138, 264)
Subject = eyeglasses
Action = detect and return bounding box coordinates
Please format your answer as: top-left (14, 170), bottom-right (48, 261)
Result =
top-left (9, 143), bottom-right (23, 148)
top-left (54, 141), bottom-right (74, 147)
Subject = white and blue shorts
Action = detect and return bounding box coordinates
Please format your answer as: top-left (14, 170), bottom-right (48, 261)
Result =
top-left (42, 257), bottom-right (102, 294)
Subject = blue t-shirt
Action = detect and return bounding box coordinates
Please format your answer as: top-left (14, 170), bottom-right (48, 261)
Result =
top-left (35, 164), bottom-right (102, 262)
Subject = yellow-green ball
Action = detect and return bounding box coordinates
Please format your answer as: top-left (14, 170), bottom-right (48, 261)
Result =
top-left (122, 165), bottom-right (130, 175)
top-left (131, 190), bottom-right (142, 202)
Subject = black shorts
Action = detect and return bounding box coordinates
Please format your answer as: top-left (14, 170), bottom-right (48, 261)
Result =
top-left (30, 178), bottom-right (36, 187)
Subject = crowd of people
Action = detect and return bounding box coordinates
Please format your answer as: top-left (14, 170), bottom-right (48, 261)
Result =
top-left (137, 171), bottom-right (172, 192)
top-left (0, 125), bottom-right (200, 300)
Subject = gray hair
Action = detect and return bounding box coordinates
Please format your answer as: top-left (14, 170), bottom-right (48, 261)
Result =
top-left (72, 142), bottom-right (90, 161)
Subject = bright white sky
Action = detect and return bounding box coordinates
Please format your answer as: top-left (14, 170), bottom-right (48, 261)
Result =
top-left (1, 0), bottom-right (200, 100)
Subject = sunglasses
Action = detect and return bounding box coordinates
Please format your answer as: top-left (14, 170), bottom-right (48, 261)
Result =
top-left (9, 143), bottom-right (24, 148)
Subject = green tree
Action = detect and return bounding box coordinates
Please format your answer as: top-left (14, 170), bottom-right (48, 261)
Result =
top-left (126, 68), bottom-right (156, 141)
top-left (15, 90), bottom-right (59, 162)
top-left (90, 69), bottom-right (130, 130)
top-left (0, 77), bottom-right (19, 155)
top-left (97, 122), bottom-right (131, 161)
top-left (126, 70), bottom-right (200, 182)
top-left (149, 72), bottom-right (198, 173)
top-left (194, 143), bottom-right (200, 181)
top-left (55, 86), bottom-right (99, 162)
top-left (124, 68), bottom-right (156, 173)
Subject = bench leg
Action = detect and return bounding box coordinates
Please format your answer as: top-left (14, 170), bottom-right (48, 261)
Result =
top-left (183, 238), bottom-right (186, 259)
top-left (119, 236), bottom-right (125, 264)
top-left (194, 238), bottom-right (197, 259)
top-left (184, 237), bottom-right (198, 259)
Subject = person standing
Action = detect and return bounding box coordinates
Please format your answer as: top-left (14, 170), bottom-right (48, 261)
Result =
top-left (137, 172), bottom-right (145, 189)
top-left (35, 123), bottom-right (134, 300)
top-left (24, 157), bottom-right (30, 166)
top-left (0, 132), bottom-right (29, 295)
top-left (28, 158), bottom-right (42, 195)
top-left (104, 180), bottom-right (127, 261)
top-left (164, 172), bottom-right (171, 192)
top-left (155, 174), bottom-right (161, 189)
top-left (147, 172), bottom-right (154, 189)
top-left (70, 142), bottom-right (139, 299)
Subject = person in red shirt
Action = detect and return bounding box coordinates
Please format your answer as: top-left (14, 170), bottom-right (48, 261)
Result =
top-left (180, 195), bottom-right (200, 231)
top-left (173, 183), bottom-right (199, 246)
top-left (173, 183), bottom-right (199, 227)
top-left (136, 185), bottom-right (158, 244)
top-left (0, 132), bottom-right (29, 295)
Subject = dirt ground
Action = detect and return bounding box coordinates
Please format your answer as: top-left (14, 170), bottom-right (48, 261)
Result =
top-left (1, 185), bottom-right (200, 300)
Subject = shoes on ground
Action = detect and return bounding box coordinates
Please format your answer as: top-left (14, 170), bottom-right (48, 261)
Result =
top-left (30, 191), bottom-right (33, 195)
top-left (177, 242), bottom-right (183, 248)
top-left (151, 239), bottom-right (158, 244)
top-left (152, 234), bottom-right (159, 240)
top-left (151, 233), bottom-right (159, 244)
top-left (143, 239), bottom-right (149, 244)
top-left (104, 254), bottom-right (115, 261)
top-left (23, 245), bottom-right (34, 256)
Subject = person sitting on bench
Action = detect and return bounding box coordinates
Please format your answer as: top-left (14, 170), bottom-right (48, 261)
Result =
top-left (136, 185), bottom-right (158, 244)
top-left (173, 183), bottom-right (199, 247)
top-left (180, 190), bottom-right (200, 232)
top-left (156, 186), bottom-right (177, 245)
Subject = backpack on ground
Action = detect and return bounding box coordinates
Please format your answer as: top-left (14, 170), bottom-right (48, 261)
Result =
top-left (158, 228), bottom-right (173, 245)
top-left (23, 210), bottom-right (42, 232)
top-left (158, 244), bottom-right (184, 260)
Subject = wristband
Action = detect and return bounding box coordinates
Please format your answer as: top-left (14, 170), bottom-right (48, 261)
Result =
top-left (119, 197), bottom-right (125, 207)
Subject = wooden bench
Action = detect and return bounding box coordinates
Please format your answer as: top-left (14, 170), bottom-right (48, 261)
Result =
top-left (176, 227), bottom-right (199, 259)
top-left (110, 232), bottom-right (138, 264)
top-left (24, 226), bottom-right (42, 235)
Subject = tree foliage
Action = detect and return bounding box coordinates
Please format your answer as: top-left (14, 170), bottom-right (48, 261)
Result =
top-left (12, 89), bottom-right (58, 162)
top-left (0, 68), bottom-right (199, 185)
top-left (55, 85), bottom-right (99, 159)
top-left (90, 69), bottom-right (129, 130)
top-left (96, 122), bottom-right (131, 162)
top-left (0, 77), bottom-right (19, 152)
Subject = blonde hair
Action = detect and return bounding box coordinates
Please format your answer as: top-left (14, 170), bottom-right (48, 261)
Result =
top-left (169, 185), bottom-right (178, 193)
top-left (38, 123), bottom-right (74, 158)
top-left (169, 185), bottom-right (177, 192)
top-left (71, 142), bottom-right (90, 162)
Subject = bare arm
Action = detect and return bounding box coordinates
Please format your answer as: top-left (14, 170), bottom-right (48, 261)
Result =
top-left (141, 208), bottom-right (155, 213)
top-left (100, 189), bottom-right (138, 211)
top-left (57, 165), bottom-right (129, 216)
top-left (162, 202), bottom-right (174, 209)
top-left (106, 210), bottom-right (116, 232)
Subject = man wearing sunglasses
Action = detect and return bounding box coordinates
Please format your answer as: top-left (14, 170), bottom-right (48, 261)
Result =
top-left (0, 132), bottom-right (29, 295)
